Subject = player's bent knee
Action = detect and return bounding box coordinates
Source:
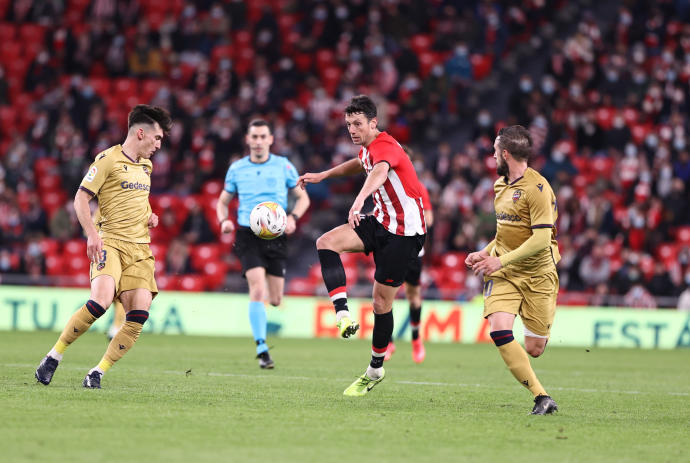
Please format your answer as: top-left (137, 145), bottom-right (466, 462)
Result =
top-left (269, 296), bottom-right (282, 307)
top-left (90, 293), bottom-right (114, 310)
top-left (315, 233), bottom-right (334, 250)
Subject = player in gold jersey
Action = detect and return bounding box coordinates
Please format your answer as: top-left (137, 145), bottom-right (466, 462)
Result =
top-left (466, 125), bottom-right (560, 415)
top-left (35, 105), bottom-right (172, 389)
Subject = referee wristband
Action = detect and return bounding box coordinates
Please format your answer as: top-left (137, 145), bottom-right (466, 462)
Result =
top-left (289, 213), bottom-right (299, 221)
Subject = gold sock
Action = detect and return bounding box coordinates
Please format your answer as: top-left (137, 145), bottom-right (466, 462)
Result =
top-left (56, 301), bottom-right (105, 349)
top-left (112, 300), bottom-right (126, 330)
top-left (99, 319), bottom-right (144, 372)
top-left (497, 340), bottom-right (547, 397)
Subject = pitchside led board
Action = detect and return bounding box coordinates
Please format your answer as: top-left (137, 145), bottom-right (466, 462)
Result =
top-left (1, 285), bottom-right (689, 349)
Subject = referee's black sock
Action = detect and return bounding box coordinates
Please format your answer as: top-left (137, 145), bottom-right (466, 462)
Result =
top-left (409, 304), bottom-right (422, 341)
top-left (317, 249), bottom-right (349, 315)
top-left (370, 311), bottom-right (393, 369)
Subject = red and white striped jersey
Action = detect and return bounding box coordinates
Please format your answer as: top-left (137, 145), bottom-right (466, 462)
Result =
top-left (358, 132), bottom-right (426, 236)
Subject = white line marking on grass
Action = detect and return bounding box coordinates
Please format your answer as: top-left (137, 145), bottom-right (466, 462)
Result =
top-left (7, 363), bottom-right (689, 396)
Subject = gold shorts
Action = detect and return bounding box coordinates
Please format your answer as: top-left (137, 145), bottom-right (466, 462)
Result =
top-left (90, 238), bottom-right (158, 298)
top-left (482, 269), bottom-right (558, 337)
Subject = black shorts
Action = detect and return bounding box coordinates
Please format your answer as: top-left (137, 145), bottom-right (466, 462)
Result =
top-left (233, 226), bottom-right (287, 277)
top-left (404, 255), bottom-right (423, 286)
top-left (354, 215), bottom-right (425, 287)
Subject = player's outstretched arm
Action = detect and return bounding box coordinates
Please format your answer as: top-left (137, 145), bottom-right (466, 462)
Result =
top-left (74, 189), bottom-right (102, 263)
top-left (216, 190), bottom-right (235, 234)
top-left (298, 158), bottom-right (363, 189)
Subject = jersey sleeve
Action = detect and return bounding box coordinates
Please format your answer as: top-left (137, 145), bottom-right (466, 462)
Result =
top-left (224, 164), bottom-right (236, 194)
top-left (79, 154), bottom-right (115, 196)
top-left (370, 140), bottom-right (403, 169)
top-left (284, 158), bottom-right (298, 188)
top-left (527, 183), bottom-right (555, 229)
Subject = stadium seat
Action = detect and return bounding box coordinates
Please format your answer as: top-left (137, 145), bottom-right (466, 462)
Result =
top-left (19, 24), bottom-right (45, 45)
top-left (417, 51), bottom-right (442, 78)
top-left (154, 258), bottom-right (166, 275)
top-left (89, 77), bottom-right (112, 97)
top-left (409, 34), bottom-right (432, 55)
top-left (320, 66), bottom-right (342, 96)
top-left (0, 107), bottom-right (16, 136)
top-left (141, 79), bottom-right (163, 102)
top-left (156, 274), bottom-right (179, 291)
top-left (179, 275), bottom-right (205, 292)
top-left (39, 238), bottom-right (61, 257)
top-left (38, 174), bottom-right (62, 192)
top-left (201, 180), bottom-right (223, 197)
top-left (149, 243), bottom-right (168, 261)
top-left (39, 191), bottom-right (66, 218)
top-left (674, 226), bottom-right (690, 244)
top-left (64, 239), bottom-right (87, 257)
top-left (113, 78), bottom-right (139, 99)
top-left (66, 256), bottom-right (90, 275)
top-left (190, 244), bottom-right (221, 271)
top-left (0, 41), bottom-right (22, 65)
top-left (441, 252), bottom-right (467, 270)
top-left (45, 255), bottom-right (65, 276)
top-left (0, 22), bottom-right (15, 43)
top-left (202, 261), bottom-right (227, 289)
top-left (471, 54), bottom-right (493, 80)
top-left (315, 49), bottom-right (335, 69)
top-left (655, 243), bottom-right (677, 261)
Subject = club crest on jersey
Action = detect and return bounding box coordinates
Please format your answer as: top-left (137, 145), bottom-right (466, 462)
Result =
top-left (85, 166), bottom-right (97, 182)
top-left (143, 166), bottom-right (150, 176)
top-left (97, 262), bottom-right (105, 271)
top-left (512, 190), bottom-right (522, 202)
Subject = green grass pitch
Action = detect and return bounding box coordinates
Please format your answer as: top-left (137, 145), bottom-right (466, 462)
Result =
top-left (1, 331), bottom-right (688, 463)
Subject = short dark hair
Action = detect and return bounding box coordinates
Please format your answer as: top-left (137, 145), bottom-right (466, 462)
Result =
top-left (247, 119), bottom-right (272, 134)
top-left (345, 95), bottom-right (377, 120)
top-left (128, 104), bottom-right (172, 133)
top-left (497, 125), bottom-right (532, 161)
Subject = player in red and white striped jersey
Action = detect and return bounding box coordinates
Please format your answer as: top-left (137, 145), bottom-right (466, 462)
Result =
top-left (384, 146), bottom-right (434, 364)
top-left (298, 95), bottom-right (426, 396)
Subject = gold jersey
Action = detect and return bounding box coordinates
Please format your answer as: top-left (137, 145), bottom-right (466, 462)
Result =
top-left (491, 167), bottom-right (560, 276)
top-left (78, 145), bottom-right (153, 244)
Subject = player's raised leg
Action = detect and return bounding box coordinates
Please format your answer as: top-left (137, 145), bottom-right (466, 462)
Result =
top-left (83, 288), bottom-right (152, 388)
top-left (343, 281), bottom-right (396, 396)
top-left (35, 275), bottom-right (115, 385)
top-left (316, 224), bottom-right (365, 338)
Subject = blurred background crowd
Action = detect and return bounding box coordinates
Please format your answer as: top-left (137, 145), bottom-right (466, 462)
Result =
top-left (1, 0), bottom-right (689, 309)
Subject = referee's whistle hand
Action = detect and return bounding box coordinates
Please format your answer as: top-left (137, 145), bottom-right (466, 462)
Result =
top-left (220, 220), bottom-right (235, 234)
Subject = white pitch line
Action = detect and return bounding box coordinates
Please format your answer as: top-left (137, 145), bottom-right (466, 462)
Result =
top-left (7, 363), bottom-right (689, 396)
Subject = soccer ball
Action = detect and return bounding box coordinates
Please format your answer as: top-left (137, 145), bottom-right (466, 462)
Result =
top-left (249, 201), bottom-right (287, 240)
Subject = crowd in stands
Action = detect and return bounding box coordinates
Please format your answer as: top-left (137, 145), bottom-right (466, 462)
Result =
top-left (1, 0), bottom-right (689, 309)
